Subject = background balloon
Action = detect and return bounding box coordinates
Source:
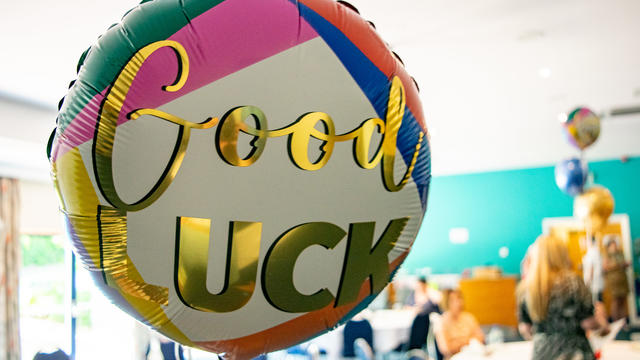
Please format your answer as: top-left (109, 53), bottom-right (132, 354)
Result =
top-left (563, 107), bottom-right (601, 150)
top-left (48, 0), bottom-right (430, 358)
top-left (574, 186), bottom-right (615, 232)
top-left (554, 158), bottom-right (588, 196)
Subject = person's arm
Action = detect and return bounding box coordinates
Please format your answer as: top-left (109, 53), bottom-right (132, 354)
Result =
top-left (434, 322), bottom-right (452, 356)
top-left (574, 276), bottom-right (610, 335)
top-left (469, 314), bottom-right (485, 343)
top-left (434, 321), bottom-right (465, 357)
top-left (472, 326), bottom-right (485, 344)
top-left (435, 333), bottom-right (466, 357)
top-left (518, 323), bottom-right (533, 340)
top-left (517, 301), bottom-right (533, 340)
top-left (581, 302), bottom-right (610, 335)
top-left (603, 256), bottom-right (626, 272)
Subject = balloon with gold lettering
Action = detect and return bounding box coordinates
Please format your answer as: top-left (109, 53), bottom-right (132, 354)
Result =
top-left (48, 0), bottom-right (430, 358)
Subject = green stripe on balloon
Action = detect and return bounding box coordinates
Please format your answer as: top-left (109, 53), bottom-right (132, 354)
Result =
top-left (57, 0), bottom-right (226, 133)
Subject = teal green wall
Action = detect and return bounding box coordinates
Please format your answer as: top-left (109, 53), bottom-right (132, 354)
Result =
top-left (404, 156), bottom-right (640, 275)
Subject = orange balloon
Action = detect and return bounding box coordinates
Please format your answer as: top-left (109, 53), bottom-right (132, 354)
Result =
top-left (574, 186), bottom-right (615, 232)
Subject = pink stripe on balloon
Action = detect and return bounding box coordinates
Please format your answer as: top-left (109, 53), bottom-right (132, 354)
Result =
top-left (54, 0), bottom-right (318, 161)
top-left (52, 90), bottom-right (107, 161)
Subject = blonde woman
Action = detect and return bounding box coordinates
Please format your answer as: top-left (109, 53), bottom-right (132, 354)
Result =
top-left (518, 235), bottom-right (609, 360)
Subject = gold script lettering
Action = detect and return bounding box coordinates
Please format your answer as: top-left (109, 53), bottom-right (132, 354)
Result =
top-left (94, 40), bottom-right (424, 213)
top-left (93, 40), bottom-right (217, 212)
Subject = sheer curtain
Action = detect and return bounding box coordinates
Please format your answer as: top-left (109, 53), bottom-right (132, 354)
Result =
top-left (0, 178), bottom-right (20, 360)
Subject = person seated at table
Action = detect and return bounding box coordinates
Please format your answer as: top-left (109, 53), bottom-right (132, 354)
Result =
top-left (517, 235), bottom-right (610, 360)
top-left (406, 276), bottom-right (441, 313)
top-left (434, 289), bottom-right (484, 359)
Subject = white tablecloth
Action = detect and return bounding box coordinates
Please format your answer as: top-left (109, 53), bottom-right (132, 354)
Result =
top-left (306, 309), bottom-right (416, 359)
top-left (451, 341), bottom-right (640, 360)
top-left (185, 309), bottom-right (416, 360)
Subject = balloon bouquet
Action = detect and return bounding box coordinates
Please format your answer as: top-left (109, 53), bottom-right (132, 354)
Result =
top-left (555, 107), bottom-right (614, 232)
top-left (47, 0), bottom-right (431, 358)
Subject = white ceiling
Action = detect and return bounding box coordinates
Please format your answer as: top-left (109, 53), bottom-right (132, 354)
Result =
top-left (1, 0), bottom-right (639, 180)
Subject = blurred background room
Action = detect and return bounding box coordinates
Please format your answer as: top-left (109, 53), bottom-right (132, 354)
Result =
top-left (0, 0), bottom-right (639, 359)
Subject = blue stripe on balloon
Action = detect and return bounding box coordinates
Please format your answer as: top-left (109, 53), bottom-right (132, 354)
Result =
top-left (294, 2), bottom-right (431, 208)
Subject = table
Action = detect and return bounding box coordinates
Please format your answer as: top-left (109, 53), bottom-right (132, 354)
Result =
top-left (307, 309), bottom-right (416, 359)
top-left (450, 341), bottom-right (640, 360)
top-left (185, 309), bottom-right (416, 360)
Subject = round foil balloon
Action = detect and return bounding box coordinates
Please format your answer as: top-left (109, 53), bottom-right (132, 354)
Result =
top-left (554, 158), bottom-right (588, 196)
top-left (574, 186), bottom-right (615, 232)
top-left (48, 0), bottom-right (430, 358)
top-left (563, 107), bottom-right (601, 150)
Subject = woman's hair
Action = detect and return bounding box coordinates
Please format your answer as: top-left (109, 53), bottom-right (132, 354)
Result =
top-left (441, 288), bottom-right (463, 312)
top-left (518, 235), bottom-right (573, 322)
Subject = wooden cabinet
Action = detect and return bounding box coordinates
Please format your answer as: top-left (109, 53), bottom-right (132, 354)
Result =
top-left (459, 277), bottom-right (518, 327)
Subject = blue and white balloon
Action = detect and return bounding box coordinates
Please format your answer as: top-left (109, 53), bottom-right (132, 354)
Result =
top-left (555, 158), bottom-right (588, 196)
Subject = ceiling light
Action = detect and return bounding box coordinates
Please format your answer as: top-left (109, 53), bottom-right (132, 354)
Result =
top-left (538, 67), bottom-right (552, 79)
top-left (557, 112), bottom-right (568, 123)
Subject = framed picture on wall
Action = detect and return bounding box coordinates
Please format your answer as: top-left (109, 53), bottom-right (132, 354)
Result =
top-left (542, 214), bottom-right (639, 326)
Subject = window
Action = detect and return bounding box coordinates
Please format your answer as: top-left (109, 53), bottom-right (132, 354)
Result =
top-left (19, 234), bottom-right (136, 360)
top-left (19, 234), bottom-right (69, 358)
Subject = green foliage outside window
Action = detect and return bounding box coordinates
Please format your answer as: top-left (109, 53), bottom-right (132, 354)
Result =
top-left (20, 235), bottom-right (94, 327)
top-left (21, 234), bottom-right (64, 266)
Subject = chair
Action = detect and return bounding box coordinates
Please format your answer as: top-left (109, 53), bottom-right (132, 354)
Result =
top-left (160, 341), bottom-right (185, 360)
top-left (33, 349), bottom-right (70, 360)
top-left (354, 338), bottom-right (374, 360)
top-left (286, 342), bottom-right (325, 359)
top-left (426, 313), bottom-right (443, 360)
top-left (343, 319), bottom-right (374, 357)
top-left (407, 312), bottom-right (431, 350)
top-left (401, 349), bottom-right (430, 360)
